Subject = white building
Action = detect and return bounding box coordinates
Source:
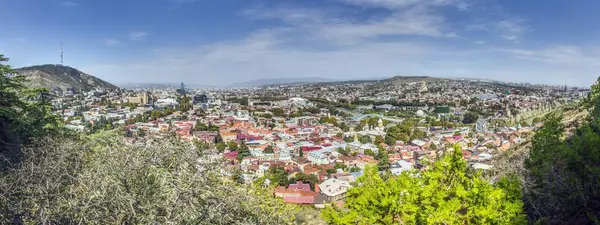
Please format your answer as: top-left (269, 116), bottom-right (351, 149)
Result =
top-left (319, 178), bottom-right (351, 201)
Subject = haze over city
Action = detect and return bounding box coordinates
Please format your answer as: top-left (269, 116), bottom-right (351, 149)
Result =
top-left (2, 0), bottom-right (600, 86)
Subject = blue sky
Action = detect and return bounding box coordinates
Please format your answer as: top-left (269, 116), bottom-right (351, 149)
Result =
top-left (2, 0), bottom-right (600, 86)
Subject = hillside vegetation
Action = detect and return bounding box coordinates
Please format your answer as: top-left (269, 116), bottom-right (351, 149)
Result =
top-left (16, 64), bottom-right (117, 91)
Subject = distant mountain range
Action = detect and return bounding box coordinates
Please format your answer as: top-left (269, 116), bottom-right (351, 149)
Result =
top-left (117, 83), bottom-right (220, 89)
top-left (16, 64), bottom-right (117, 91)
top-left (228, 77), bottom-right (336, 87)
top-left (372, 76), bottom-right (447, 87)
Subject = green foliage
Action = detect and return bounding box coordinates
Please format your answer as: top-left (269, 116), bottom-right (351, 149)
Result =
top-left (364, 149), bottom-right (376, 157)
top-left (319, 116), bottom-right (337, 124)
top-left (237, 144), bottom-right (251, 160)
top-left (0, 55), bottom-right (60, 157)
top-left (374, 135), bottom-right (385, 145)
top-left (462, 111), bottom-right (479, 124)
top-left (375, 148), bottom-right (390, 171)
top-left (326, 168), bottom-right (337, 174)
top-left (523, 84), bottom-right (600, 224)
top-left (270, 108), bottom-right (285, 117)
top-left (227, 141), bottom-right (239, 151)
top-left (264, 145), bottom-right (274, 154)
top-left (385, 119), bottom-right (426, 145)
top-left (322, 146), bottom-right (526, 225)
top-left (195, 120), bottom-right (208, 131)
top-left (334, 162), bottom-right (347, 171)
top-left (179, 95), bottom-right (192, 112)
top-left (232, 169), bottom-right (245, 184)
top-left (343, 135), bottom-right (354, 143)
top-left (349, 167), bottom-right (361, 173)
top-left (120, 102), bottom-right (139, 109)
top-left (289, 173), bottom-right (319, 191)
top-left (336, 147), bottom-right (350, 156)
top-left (359, 135), bottom-right (372, 144)
top-left (266, 166), bottom-right (290, 187)
top-left (216, 142), bottom-right (227, 152)
top-left (0, 132), bottom-right (298, 224)
top-left (126, 108), bottom-right (175, 125)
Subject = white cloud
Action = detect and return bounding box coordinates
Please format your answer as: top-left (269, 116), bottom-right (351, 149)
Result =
top-left (500, 45), bottom-right (600, 66)
top-left (466, 19), bottom-right (530, 41)
top-left (169, 0), bottom-right (201, 3)
top-left (103, 39), bottom-right (121, 46)
top-left (339, 0), bottom-right (469, 10)
top-left (59, 1), bottom-right (78, 7)
top-left (78, 1), bottom-right (597, 87)
top-left (129, 31), bottom-right (148, 41)
top-left (242, 3), bottom-right (457, 45)
top-left (494, 20), bottom-right (529, 41)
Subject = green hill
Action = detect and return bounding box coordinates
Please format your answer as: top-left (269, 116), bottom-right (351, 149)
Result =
top-left (16, 64), bottom-right (117, 92)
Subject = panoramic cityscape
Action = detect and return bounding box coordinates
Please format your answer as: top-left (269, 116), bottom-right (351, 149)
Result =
top-left (2, 0), bottom-right (600, 224)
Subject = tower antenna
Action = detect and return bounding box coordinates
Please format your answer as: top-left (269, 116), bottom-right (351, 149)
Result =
top-left (60, 41), bottom-right (64, 65)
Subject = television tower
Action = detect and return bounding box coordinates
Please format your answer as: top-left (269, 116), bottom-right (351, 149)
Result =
top-left (60, 41), bottom-right (64, 65)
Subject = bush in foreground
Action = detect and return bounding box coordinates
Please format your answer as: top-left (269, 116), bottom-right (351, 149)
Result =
top-left (0, 131), bottom-right (297, 224)
top-left (322, 146), bottom-right (526, 225)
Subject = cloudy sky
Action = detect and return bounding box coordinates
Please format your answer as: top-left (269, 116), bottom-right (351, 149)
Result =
top-left (2, 0), bottom-right (600, 86)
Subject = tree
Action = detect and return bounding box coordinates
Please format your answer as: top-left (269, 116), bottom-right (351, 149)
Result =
top-left (336, 147), bottom-right (350, 156)
top-left (429, 143), bottom-right (438, 151)
top-left (374, 136), bottom-right (384, 145)
top-left (359, 135), bottom-right (372, 144)
top-left (364, 149), bottom-right (376, 157)
top-left (343, 135), bottom-right (354, 143)
top-left (216, 142), bottom-right (226, 152)
top-left (227, 141), bottom-right (239, 151)
top-left (349, 167), bottom-right (361, 173)
top-left (384, 124), bottom-right (411, 145)
top-left (194, 120), bottom-right (208, 131)
top-left (214, 133), bottom-right (223, 143)
top-left (270, 108), bottom-right (285, 117)
top-left (322, 146), bottom-right (526, 225)
top-left (522, 95), bottom-right (600, 224)
top-left (289, 173), bottom-right (319, 191)
top-left (266, 166), bottom-right (290, 187)
top-left (237, 144), bottom-right (251, 160)
top-left (326, 168), bottom-right (337, 175)
top-left (0, 55), bottom-right (60, 156)
top-left (264, 145), bottom-right (274, 154)
top-left (232, 169), bottom-right (245, 184)
top-left (375, 148), bottom-right (390, 171)
top-left (334, 162), bottom-right (347, 171)
top-left (462, 111), bottom-right (479, 124)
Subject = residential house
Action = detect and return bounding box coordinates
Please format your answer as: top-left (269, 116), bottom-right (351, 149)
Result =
top-left (319, 178), bottom-right (351, 202)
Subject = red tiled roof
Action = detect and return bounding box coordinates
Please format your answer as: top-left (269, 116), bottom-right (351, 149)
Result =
top-left (301, 146), bottom-right (322, 152)
top-left (283, 196), bottom-right (315, 204)
top-left (288, 182), bottom-right (311, 192)
top-left (224, 151), bottom-right (238, 159)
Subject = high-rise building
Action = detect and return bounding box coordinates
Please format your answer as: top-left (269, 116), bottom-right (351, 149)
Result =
top-left (193, 94), bottom-right (208, 105)
top-left (176, 82), bottom-right (186, 95)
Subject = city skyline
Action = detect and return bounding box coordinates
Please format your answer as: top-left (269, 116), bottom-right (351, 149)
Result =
top-left (2, 0), bottom-right (600, 86)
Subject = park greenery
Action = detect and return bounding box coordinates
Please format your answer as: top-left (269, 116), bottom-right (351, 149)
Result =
top-left (384, 118), bottom-right (428, 145)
